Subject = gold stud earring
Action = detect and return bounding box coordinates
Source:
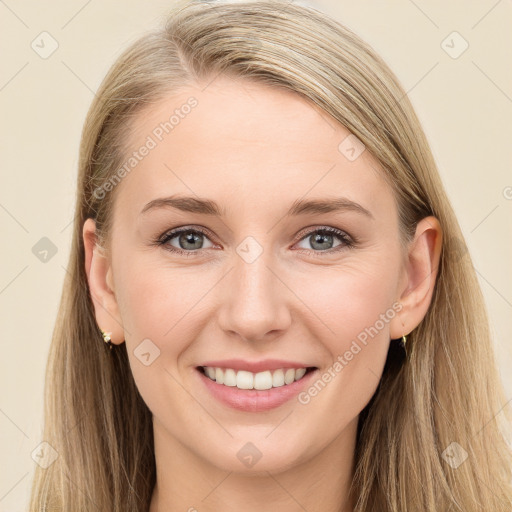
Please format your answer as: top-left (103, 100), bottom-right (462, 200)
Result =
top-left (100, 329), bottom-right (113, 350)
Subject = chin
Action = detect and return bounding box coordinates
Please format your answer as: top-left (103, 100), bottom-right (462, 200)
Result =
top-left (200, 436), bottom-right (314, 475)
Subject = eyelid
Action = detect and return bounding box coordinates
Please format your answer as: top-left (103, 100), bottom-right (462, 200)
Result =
top-left (158, 225), bottom-right (214, 243)
top-left (292, 226), bottom-right (355, 255)
top-left (157, 226), bottom-right (218, 252)
top-left (294, 224), bottom-right (349, 241)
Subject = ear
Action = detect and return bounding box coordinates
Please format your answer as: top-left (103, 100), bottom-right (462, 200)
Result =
top-left (83, 218), bottom-right (124, 345)
top-left (389, 216), bottom-right (443, 339)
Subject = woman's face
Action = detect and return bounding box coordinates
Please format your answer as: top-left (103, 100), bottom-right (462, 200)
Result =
top-left (86, 75), bottom-right (416, 473)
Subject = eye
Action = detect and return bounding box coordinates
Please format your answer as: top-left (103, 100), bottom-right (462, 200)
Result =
top-left (157, 227), bottom-right (216, 256)
top-left (294, 226), bottom-right (354, 255)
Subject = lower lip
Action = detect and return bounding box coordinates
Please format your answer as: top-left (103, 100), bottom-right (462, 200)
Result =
top-left (196, 367), bottom-right (318, 412)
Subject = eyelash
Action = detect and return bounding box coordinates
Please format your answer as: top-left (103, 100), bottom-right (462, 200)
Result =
top-left (153, 225), bottom-right (356, 258)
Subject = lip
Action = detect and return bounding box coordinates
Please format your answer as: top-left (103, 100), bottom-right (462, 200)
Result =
top-left (195, 366), bottom-right (319, 412)
top-left (199, 358), bottom-right (315, 373)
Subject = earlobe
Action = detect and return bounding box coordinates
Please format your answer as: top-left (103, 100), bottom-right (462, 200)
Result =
top-left (389, 216), bottom-right (443, 340)
top-left (82, 218), bottom-right (124, 345)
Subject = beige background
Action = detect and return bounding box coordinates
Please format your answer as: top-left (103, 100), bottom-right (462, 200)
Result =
top-left (1, 0), bottom-right (511, 509)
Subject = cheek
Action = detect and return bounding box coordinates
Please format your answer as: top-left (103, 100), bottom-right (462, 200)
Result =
top-left (113, 255), bottom-right (224, 390)
top-left (290, 259), bottom-right (399, 420)
top-left (113, 260), bottom-right (205, 419)
top-left (115, 261), bottom-right (200, 345)
top-left (295, 257), bottom-right (399, 345)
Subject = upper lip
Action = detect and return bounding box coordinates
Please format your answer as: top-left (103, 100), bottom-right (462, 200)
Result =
top-left (198, 359), bottom-right (317, 373)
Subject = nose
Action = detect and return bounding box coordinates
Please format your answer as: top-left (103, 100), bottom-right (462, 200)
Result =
top-left (216, 248), bottom-right (292, 343)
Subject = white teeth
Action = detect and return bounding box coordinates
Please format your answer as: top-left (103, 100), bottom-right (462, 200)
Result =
top-left (272, 369), bottom-right (285, 387)
top-left (223, 368), bottom-right (237, 387)
top-left (284, 368), bottom-right (295, 385)
top-left (295, 368), bottom-right (307, 381)
top-left (202, 366), bottom-right (311, 390)
top-left (236, 370), bottom-right (254, 389)
top-left (254, 370), bottom-right (272, 390)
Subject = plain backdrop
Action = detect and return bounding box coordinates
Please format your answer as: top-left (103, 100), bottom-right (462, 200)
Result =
top-left (1, 0), bottom-right (511, 509)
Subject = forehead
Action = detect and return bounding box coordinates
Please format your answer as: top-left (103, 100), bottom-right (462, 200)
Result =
top-left (114, 76), bottom-right (394, 221)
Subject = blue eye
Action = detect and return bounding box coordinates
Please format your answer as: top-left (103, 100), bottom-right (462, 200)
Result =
top-left (157, 227), bottom-right (215, 256)
top-left (155, 226), bottom-right (355, 257)
top-left (294, 227), bottom-right (354, 255)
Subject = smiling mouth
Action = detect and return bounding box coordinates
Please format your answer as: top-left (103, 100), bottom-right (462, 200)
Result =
top-left (197, 366), bottom-right (317, 390)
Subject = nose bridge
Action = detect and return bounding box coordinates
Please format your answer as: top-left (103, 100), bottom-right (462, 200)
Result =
top-left (218, 236), bottom-right (290, 341)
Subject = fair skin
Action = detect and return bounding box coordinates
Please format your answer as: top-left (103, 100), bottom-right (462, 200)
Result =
top-left (83, 76), bottom-right (442, 512)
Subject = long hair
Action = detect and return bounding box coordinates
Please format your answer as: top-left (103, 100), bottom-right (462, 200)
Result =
top-left (29, 1), bottom-right (512, 510)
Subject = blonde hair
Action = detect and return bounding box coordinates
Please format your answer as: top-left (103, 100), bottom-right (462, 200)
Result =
top-left (29, 1), bottom-right (512, 510)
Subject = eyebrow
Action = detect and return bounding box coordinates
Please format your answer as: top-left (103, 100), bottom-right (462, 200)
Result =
top-left (140, 195), bottom-right (374, 220)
